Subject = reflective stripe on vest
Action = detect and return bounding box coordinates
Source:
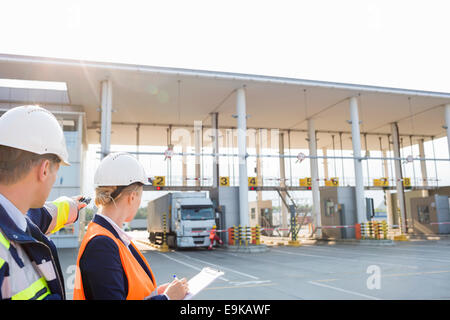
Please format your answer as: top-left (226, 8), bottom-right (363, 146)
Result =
top-left (51, 199), bottom-right (70, 233)
top-left (74, 222), bottom-right (157, 300)
top-left (44, 196), bottom-right (79, 234)
top-left (11, 277), bottom-right (50, 300)
top-left (0, 230), bottom-right (53, 300)
top-left (0, 231), bottom-right (10, 250)
top-left (0, 231), bottom-right (23, 268)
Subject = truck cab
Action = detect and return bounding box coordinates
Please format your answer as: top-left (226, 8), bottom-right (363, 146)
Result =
top-left (147, 192), bottom-right (217, 249)
top-left (173, 197), bottom-right (216, 248)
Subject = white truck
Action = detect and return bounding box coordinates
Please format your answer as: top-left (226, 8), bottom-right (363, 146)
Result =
top-left (147, 192), bottom-right (216, 249)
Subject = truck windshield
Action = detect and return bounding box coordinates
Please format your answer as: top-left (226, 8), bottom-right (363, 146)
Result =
top-left (181, 207), bottom-right (214, 220)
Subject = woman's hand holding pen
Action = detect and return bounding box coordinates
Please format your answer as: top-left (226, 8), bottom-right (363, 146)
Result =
top-left (164, 276), bottom-right (188, 300)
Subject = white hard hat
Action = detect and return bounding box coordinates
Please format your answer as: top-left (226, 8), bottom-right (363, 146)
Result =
top-left (94, 152), bottom-right (149, 187)
top-left (0, 105), bottom-right (70, 166)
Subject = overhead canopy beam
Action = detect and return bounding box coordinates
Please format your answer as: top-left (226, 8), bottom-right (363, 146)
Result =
top-left (2, 53), bottom-right (450, 152)
top-left (89, 120), bottom-right (437, 140)
top-left (2, 53), bottom-right (450, 99)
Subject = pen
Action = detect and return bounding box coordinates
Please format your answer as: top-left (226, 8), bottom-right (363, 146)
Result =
top-left (173, 274), bottom-right (179, 281)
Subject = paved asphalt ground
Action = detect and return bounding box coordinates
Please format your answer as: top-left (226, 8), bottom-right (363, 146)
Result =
top-left (58, 238), bottom-right (450, 300)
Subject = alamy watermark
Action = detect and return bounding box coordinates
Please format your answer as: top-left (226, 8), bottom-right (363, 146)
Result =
top-left (366, 265), bottom-right (381, 290)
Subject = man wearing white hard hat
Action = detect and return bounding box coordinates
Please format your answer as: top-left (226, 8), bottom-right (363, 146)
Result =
top-left (0, 105), bottom-right (86, 300)
top-left (74, 152), bottom-right (188, 300)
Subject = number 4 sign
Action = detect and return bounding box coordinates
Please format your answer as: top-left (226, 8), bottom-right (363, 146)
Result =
top-left (248, 177), bottom-right (257, 186)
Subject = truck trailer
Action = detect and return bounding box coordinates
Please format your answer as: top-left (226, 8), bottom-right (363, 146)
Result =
top-left (147, 192), bottom-right (216, 248)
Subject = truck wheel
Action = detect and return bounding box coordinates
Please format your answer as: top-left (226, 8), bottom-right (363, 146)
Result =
top-left (149, 232), bottom-right (156, 244)
top-left (155, 232), bottom-right (163, 245)
top-left (168, 234), bottom-right (177, 250)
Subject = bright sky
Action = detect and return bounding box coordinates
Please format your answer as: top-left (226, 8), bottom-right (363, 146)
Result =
top-left (2, 0), bottom-right (450, 213)
top-left (1, 0), bottom-right (450, 93)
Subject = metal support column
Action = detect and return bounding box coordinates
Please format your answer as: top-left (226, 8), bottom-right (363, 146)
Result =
top-left (236, 87), bottom-right (249, 226)
top-left (78, 114), bottom-right (87, 241)
top-left (194, 120), bottom-right (202, 187)
top-left (391, 122), bottom-right (408, 233)
top-left (136, 123), bottom-right (140, 161)
top-left (418, 138), bottom-right (428, 187)
top-left (349, 97), bottom-right (366, 224)
top-left (182, 143), bottom-right (187, 187)
top-left (308, 119), bottom-right (321, 237)
top-left (322, 148), bottom-right (329, 180)
top-left (445, 104), bottom-right (450, 159)
top-left (255, 129), bottom-right (263, 224)
top-left (167, 125), bottom-right (173, 186)
top-left (211, 112), bottom-right (219, 188)
top-left (100, 79), bottom-right (112, 159)
top-left (383, 150), bottom-right (394, 227)
top-left (279, 132), bottom-right (288, 236)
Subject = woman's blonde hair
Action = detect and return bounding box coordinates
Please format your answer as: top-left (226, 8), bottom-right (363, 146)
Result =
top-left (95, 182), bottom-right (142, 207)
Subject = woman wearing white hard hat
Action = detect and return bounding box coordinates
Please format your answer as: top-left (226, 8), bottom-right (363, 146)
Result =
top-left (73, 152), bottom-right (188, 300)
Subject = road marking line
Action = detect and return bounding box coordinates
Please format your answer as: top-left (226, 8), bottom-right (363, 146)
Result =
top-left (205, 282), bottom-right (276, 291)
top-left (308, 281), bottom-right (380, 300)
top-left (314, 279), bottom-right (338, 283)
top-left (229, 280), bottom-right (272, 286)
top-left (174, 252), bottom-right (259, 280)
top-left (155, 252), bottom-right (230, 282)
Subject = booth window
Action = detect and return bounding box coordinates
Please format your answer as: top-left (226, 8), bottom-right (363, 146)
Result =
top-left (418, 206), bottom-right (430, 224)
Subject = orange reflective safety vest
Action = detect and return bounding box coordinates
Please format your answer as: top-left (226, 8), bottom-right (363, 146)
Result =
top-left (209, 229), bottom-right (217, 240)
top-left (73, 221), bottom-right (157, 300)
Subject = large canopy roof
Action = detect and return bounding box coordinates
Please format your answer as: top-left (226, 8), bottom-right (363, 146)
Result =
top-left (0, 53), bottom-right (449, 151)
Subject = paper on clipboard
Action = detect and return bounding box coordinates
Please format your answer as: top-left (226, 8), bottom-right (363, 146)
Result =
top-left (184, 267), bottom-right (225, 300)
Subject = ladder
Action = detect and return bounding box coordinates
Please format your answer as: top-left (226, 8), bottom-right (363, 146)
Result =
top-left (276, 188), bottom-right (309, 238)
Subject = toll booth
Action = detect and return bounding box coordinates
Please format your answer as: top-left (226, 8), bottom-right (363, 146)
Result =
top-left (260, 207), bottom-right (274, 236)
top-left (47, 114), bottom-right (85, 248)
top-left (390, 189), bottom-right (430, 232)
top-left (319, 187), bottom-right (358, 239)
top-left (249, 200), bottom-right (272, 226)
top-left (210, 187), bottom-right (240, 244)
top-left (410, 195), bottom-right (450, 235)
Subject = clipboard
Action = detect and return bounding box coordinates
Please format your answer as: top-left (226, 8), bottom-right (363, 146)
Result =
top-left (184, 267), bottom-right (225, 300)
